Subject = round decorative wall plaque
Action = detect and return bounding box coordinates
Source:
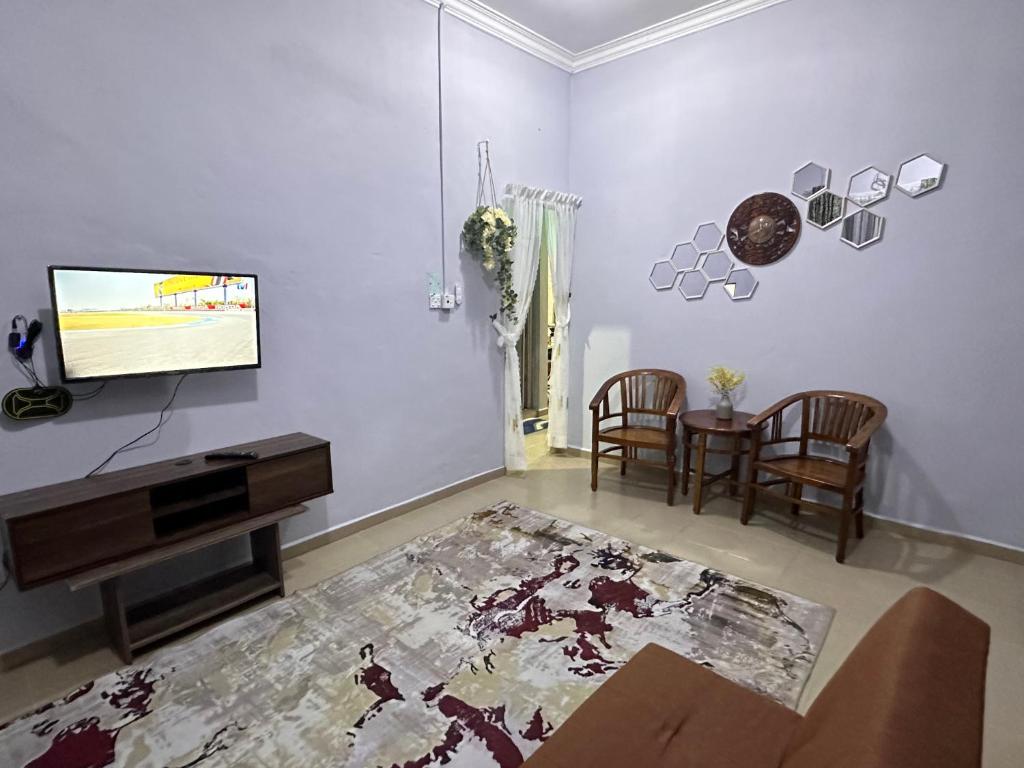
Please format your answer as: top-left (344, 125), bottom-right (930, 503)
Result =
top-left (726, 192), bottom-right (801, 266)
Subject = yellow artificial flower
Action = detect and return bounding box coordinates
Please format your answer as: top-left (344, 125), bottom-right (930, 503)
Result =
top-left (707, 365), bottom-right (746, 395)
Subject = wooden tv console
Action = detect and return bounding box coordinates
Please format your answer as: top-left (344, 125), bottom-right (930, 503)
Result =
top-left (0, 433), bottom-right (332, 662)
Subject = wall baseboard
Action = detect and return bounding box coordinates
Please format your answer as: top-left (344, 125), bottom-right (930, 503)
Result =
top-left (282, 466), bottom-right (506, 559)
top-left (862, 514), bottom-right (1024, 565)
top-left (0, 466), bottom-right (506, 671)
top-left (567, 444), bottom-right (1024, 565)
top-left (0, 618), bottom-right (106, 673)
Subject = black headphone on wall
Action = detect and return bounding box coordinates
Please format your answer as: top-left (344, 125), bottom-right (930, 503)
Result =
top-left (8, 315), bottom-right (43, 361)
top-left (4, 314), bottom-right (74, 420)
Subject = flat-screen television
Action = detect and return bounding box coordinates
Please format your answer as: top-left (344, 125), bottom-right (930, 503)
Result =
top-left (48, 266), bottom-right (261, 382)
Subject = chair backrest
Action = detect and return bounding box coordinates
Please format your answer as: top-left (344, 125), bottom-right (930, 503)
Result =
top-left (798, 390), bottom-right (886, 450)
top-left (607, 369), bottom-right (685, 417)
top-left (782, 588), bottom-right (990, 768)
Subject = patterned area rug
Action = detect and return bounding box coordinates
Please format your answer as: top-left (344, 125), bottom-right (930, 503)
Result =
top-left (0, 501), bottom-right (833, 767)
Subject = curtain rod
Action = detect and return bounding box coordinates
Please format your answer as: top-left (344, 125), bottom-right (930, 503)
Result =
top-left (504, 183), bottom-right (584, 208)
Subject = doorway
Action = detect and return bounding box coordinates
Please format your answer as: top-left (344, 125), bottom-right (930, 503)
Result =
top-left (518, 210), bottom-right (554, 461)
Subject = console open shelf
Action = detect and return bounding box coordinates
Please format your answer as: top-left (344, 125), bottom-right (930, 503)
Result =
top-left (151, 483), bottom-right (249, 519)
top-left (126, 564), bottom-right (281, 651)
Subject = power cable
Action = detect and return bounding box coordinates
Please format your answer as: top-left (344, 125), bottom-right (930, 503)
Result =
top-left (85, 374), bottom-right (188, 478)
top-left (436, 1), bottom-right (447, 290)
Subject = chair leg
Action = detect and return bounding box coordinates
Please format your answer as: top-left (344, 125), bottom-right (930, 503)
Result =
top-left (666, 448), bottom-right (676, 507)
top-left (681, 428), bottom-right (691, 496)
top-left (620, 447), bottom-right (628, 476)
top-left (790, 483), bottom-right (803, 516)
top-left (590, 436), bottom-right (599, 492)
top-left (741, 471), bottom-right (756, 525)
top-left (855, 489), bottom-right (865, 539)
top-left (836, 498), bottom-right (853, 563)
top-left (692, 434), bottom-right (707, 515)
top-left (729, 435), bottom-right (741, 497)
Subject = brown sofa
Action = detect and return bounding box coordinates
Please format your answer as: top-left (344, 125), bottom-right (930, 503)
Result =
top-left (523, 587), bottom-right (990, 768)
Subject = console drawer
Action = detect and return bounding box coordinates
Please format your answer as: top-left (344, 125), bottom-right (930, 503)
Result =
top-left (9, 491), bottom-right (154, 587)
top-left (246, 447), bottom-right (332, 515)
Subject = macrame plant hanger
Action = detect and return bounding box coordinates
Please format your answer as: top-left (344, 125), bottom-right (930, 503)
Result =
top-left (476, 141), bottom-right (507, 323)
top-left (476, 140), bottom-right (498, 210)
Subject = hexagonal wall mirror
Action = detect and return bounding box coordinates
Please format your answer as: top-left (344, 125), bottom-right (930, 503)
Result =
top-left (723, 268), bottom-right (758, 300)
top-left (670, 242), bottom-right (701, 271)
top-left (792, 162), bottom-right (830, 200)
top-left (840, 208), bottom-right (885, 249)
top-left (807, 190), bottom-right (845, 229)
top-left (700, 251), bottom-right (733, 282)
top-left (896, 153), bottom-right (946, 197)
top-left (847, 167), bottom-right (892, 207)
top-left (649, 260), bottom-right (678, 291)
top-left (692, 223), bottom-right (724, 253)
top-left (678, 270), bottom-right (709, 300)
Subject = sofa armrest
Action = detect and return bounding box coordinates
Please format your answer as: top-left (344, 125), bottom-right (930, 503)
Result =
top-left (524, 643), bottom-right (800, 768)
top-left (782, 588), bottom-right (989, 768)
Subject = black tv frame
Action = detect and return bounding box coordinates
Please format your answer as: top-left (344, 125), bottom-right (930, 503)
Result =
top-left (47, 265), bottom-right (262, 383)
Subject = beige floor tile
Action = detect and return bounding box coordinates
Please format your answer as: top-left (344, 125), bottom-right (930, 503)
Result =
top-left (1, 449), bottom-right (1021, 766)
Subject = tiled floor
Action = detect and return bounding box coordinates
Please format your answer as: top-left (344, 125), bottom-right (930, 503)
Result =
top-left (2, 445), bottom-right (1022, 766)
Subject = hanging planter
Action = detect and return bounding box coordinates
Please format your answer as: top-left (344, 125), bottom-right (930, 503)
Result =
top-left (462, 142), bottom-right (518, 323)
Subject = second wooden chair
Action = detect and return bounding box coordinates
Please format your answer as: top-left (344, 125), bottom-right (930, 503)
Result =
top-left (741, 390), bottom-right (887, 563)
top-left (589, 369), bottom-right (686, 505)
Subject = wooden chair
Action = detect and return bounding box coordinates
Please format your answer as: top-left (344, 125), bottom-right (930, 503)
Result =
top-left (589, 369), bottom-right (686, 505)
top-left (741, 390), bottom-right (887, 563)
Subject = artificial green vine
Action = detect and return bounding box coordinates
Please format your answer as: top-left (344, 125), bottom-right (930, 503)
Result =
top-left (462, 205), bottom-right (518, 323)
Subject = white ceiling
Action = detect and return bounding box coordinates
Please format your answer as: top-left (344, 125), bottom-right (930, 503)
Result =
top-left (480, 0), bottom-right (721, 53)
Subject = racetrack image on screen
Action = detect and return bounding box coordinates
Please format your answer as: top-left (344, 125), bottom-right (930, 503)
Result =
top-left (51, 269), bottom-right (260, 380)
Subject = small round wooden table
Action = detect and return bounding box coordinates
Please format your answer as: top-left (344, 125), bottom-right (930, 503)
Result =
top-left (681, 409), bottom-right (755, 514)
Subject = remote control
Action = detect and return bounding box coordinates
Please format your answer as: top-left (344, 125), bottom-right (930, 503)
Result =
top-left (204, 450), bottom-right (259, 461)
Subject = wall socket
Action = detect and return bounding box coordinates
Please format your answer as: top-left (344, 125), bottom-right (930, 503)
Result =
top-left (427, 272), bottom-right (442, 310)
top-left (427, 273), bottom-right (462, 311)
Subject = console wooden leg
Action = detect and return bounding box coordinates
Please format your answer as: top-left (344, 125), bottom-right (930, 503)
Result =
top-left (251, 524), bottom-right (285, 597)
top-left (100, 577), bottom-right (132, 664)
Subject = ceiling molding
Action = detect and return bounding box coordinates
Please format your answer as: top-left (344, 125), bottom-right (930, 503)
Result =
top-left (423, 0), bottom-right (792, 74)
top-left (572, 0), bottom-right (793, 73)
top-left (425, 0), bottom-right (575, 72)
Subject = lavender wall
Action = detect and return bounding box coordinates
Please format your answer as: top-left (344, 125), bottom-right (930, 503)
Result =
top-left (567, 0), bottom-right (1024, 549)
top-left (0, 0), bottom-right (568, 652)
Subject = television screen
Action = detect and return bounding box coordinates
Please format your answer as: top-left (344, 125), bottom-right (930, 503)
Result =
top-left (48, 267), bottom-right (261, 381)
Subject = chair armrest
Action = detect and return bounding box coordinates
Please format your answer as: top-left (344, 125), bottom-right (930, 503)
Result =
top-left (665, 385), bottom-right (687, 419)
top-left (846, 405), bottom-right (888, 452)
top-left (589, 379), bottom-right (617, 410)
top-left (747, 392), bottom-right (805, 429)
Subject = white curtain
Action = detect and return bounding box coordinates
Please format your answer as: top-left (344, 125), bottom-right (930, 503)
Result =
top-left (494, 184), bottom-right (583, 471)
top-left (492, 186), bottom-right (545, 472)
top-left (545, 193), bottom-right (582, 449)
